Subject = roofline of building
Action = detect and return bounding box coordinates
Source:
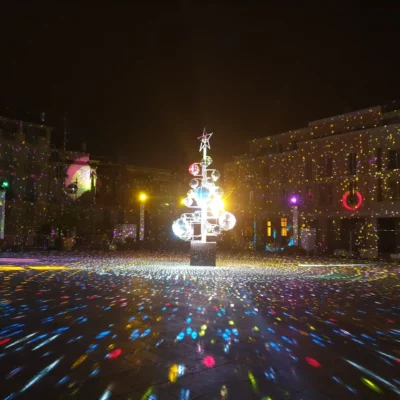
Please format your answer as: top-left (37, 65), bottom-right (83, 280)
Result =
top-left (249, 105), bottom-right (384, 144)
top-left (0, 115), bottom-right (53, 130)
top-left (89, 158), bottom-right (171, 175)
top-left (229, 121), bottom-right (400, 164)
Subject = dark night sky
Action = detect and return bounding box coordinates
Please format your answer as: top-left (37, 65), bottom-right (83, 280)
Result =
top-left (1, 1), bottom-right (399, 171)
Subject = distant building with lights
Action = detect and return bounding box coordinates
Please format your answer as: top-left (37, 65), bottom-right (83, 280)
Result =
top-left (1, 114), bottom-right (180, 247)
top-left (0, 115), bottom-right (54, 243)
top-left (87, 157), bottom-right (179, 243)
top-left (224, 104), bottom-right (400, 258)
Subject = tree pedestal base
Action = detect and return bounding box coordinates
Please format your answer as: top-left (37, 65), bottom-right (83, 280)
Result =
top-left (190, 241), bottom-right (216, 266)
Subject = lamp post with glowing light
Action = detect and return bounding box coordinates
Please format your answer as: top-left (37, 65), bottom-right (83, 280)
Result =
top-left (290, 196), bottom-right (299, 247)
top-left (0, 180), bottom-right (9, 240)
top-left (139, 193), bottom-right (147, 241)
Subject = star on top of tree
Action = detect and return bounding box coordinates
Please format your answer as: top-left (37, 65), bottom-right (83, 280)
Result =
top-left (198, 128), bottom-right (213, 152)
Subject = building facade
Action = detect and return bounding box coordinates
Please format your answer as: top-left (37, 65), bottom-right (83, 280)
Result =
top-left (1, 115), bottom-right (181, 247)
top-left (88, 158), bottom-right (180, 244)
top-left (0, 115), bottom-right (54, 242)
top-left (224, 105), bottom-right (400, 257)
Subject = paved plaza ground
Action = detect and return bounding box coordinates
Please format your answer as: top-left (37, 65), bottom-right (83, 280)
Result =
top-left (0, 251), bottom-right (399, 399)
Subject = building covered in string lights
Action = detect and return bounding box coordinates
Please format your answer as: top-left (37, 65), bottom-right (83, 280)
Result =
top-left (0, 114), bottom-right (181, 247)
top-left (0, 115), bottom-right (54, 242)
top-left (224, 104), bottom-right (400, 258)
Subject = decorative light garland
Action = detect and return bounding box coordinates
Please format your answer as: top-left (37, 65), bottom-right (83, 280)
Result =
top-left (342, 191), bottom-right (363, 211)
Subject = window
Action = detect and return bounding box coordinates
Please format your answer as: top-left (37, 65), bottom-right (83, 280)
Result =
top-left (377, 178), bottom-right (383, 202)
top-left (304, 186), bottom-right (313, 203)
top-left (319, 184), bottom-right (333, 206)
top-left (387, 150), bottom-right (400, 170)
top-left (4, 149), bottom-right (14, 170)
top-left (249, 190), bottom-right (254, 202)
top-left (55, 165), bottom-right (64, 179)
top-left (347, 182), bottom-right (358, 206)
top-left (25, 128), bottom-right (39, 144)
top-left (326, 157), bottom-right (333, 176)
top-left (267, 220), bottom-right (272, 237)
top-left (263, 164), bottom-right (270, 179)
top-left (25, 178), bottom-right (35, 201)
top-left (388, 181), bottom-right (400, 201)
top-left (244, 221), bottom-right (253, 237)
top-left (376, 148), bottom-right (382, 171)
top-left (0, 121), bottom-right (18, 140)
top-left (348, 153), bottom-right (357, 175)
top-left (277, 143), bottom-right (283, 153)
top-left (291, 142), bottom-right (298, 151)
top-left (117, 210), bottom-right (124, 224)
top-left (281, 217), bottom-right (287, 237)
top-left (25, 153), bottom-right (33, 174)
top-left (305, 160), bottom-right (312, 180)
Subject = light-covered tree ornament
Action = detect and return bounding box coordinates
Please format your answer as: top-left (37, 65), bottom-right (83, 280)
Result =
top-left (172, 129), bottom-right (236, 243)
top-left (188, 163), bottom-right (201, 176)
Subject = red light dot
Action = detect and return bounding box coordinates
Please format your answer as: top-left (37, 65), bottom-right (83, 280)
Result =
top-left (305, 357), bottom-right (321, 368)
top-left (108, 349), bottom-right (122, 359)
top-left (203, 356), bottom-right (216, 368)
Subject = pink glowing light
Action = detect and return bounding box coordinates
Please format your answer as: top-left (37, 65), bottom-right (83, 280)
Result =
top-left (203, 355), bottom-right (216, 368)
top-left (188, 163), bottom-right (200, 176)
top-left (65, 156), bottom-right (92, 199)
top-left (107, 349), bottom-right (122, 359)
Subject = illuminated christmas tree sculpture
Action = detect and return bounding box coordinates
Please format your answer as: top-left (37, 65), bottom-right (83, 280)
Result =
top-left (172, 129), bottom-right (236, 266)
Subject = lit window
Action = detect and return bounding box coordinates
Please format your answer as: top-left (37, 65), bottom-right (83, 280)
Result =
top-left (267, 220), bottom-right (272, 236)
top-left (387, 149), bottom-right (400, 170)
top-left (389, 181), bottom-right (400, 201)
top-left (281, 217), bottom-right (287, 237)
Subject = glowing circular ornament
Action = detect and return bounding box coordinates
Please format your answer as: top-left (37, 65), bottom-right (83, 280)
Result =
top-left (172, 218), bottom-right (192, 240)
top-left (195, 186), bottom-right (211, 205)
top-left (189, 163), bottom-right (201, 176)
top-left (342, 191), bottom-right (363, 211)
top-left (190, 179), bottom-right (199, 189)
top-left (201, 156), bottom-right (213, 167)
top-left (187, 189), bottom-right (195, 198)
top-left (183, 197), bottom-right (193, 207)
top-left (219, 211), bottom-right (236, 231)
top-left (213, 187), bottom-right (224, 198)
top-left (211, 170), bottom-right (220, 181)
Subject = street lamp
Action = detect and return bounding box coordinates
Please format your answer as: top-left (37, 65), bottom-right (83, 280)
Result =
top-left (290, 196), bottom-right (299, 247)
top-left (138, 193), bottom-right (147, 241)
top-left (0, 180), bottom-right (9, 240)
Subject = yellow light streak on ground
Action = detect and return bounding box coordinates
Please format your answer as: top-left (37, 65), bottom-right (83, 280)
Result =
top-left (28, 266), bottom-right (78, 270)
top-left (0, 266), bottom-right (25, 271)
